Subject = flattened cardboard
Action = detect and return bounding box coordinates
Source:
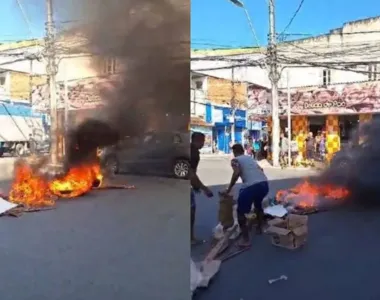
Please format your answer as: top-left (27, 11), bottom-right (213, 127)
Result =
top-left (266, 226), bottom-right (291, 236)
top-left (266, 214), bottom-right (308, 250)
top-left (271, 235), bottom-right (295, 249)
top-left (287, 214), bottom-right (308, 228)
top-left (267, 218), bottom-right (286, 227)
top-left (292, 225), bottom-right (308, 237)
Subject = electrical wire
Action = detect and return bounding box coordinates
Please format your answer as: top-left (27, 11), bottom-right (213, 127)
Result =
top-left (278, 55), bottom-right (380, 75)
top-left (278, 0), bottom-right (305, 42)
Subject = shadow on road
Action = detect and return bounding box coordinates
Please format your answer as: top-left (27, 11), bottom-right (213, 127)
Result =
top-left (192, 176), bottom-right (380, 300)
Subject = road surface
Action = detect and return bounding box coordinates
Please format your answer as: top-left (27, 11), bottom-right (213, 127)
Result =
top-left (193, 157), bottom-right (380, 300)
top-left (0, 172), bottom-right (188, 300)
top-left (2, 156), bottom-right (378, 300)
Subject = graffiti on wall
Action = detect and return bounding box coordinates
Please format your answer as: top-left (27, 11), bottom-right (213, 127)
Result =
top-left (248, 82), bottom-right (380, 115)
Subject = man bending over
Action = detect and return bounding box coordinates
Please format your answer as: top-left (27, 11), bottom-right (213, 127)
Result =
top-left (224, 143), bottom-right (269, 247)
top-left (189, 132), bottom-right (213, 245)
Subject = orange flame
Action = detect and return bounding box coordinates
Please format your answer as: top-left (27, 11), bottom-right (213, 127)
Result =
top-left (276, 180), bottom-right (349, 208)
top-left (9, 161), bottom-right (104, 208)
top-left (9, 161), bottom-right (56, 208)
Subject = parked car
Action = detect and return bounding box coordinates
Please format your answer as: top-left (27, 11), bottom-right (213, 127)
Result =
top-left (99, 131), bottom-right (190, 179)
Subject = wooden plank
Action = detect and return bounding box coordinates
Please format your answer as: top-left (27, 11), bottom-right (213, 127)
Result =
top-left (203, 224), bottom-right (238, 263)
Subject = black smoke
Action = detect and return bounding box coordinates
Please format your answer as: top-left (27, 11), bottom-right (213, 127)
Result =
top-left (318, 119), bottom-right (380, 207)
top-left (58, 0), bottom-right (190, 166)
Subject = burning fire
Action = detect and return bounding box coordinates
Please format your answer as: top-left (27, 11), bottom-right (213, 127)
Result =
top-left (49, 164), bottom-right (103, 198)
top-left (276, 180), bottom-right (349, 209)
top-left (9, 161), bottom-right (56, 208)
top-left (9, 160), bottom-right (104, 208)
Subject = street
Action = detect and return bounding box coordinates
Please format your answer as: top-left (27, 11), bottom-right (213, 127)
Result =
top-left (194, 158), bottom-right (380, 300)
top-left (0, 171), bottom-right (189, 300)
top-left (1, 157), bottom-right (380, 300)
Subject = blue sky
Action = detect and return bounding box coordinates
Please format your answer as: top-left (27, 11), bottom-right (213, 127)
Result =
top-left (191, 0), bottom-right (380, 49)
top-left (1, 0), bottom-right (379, 48)
top-left (0, 0), bottom-right (45, 41)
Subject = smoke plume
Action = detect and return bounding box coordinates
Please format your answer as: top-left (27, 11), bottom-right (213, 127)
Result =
top-left (58, 0), bottom-right (190, 165)
top-left (318, 120), bottom-right (380, 207)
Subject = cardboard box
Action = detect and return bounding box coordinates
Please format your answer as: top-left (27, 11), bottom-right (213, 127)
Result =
top-left (266, 214), bottom-right (308, 249)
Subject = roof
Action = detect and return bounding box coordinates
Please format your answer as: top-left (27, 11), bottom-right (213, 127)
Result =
top-left (191, 47), bottom-right (263, 57)
top-left (0, 39), bottom-right (43, 52)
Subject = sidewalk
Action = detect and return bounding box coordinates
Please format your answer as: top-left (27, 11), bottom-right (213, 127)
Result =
top-left (258, 159), bottom-right (326, 171)
top-left (200, 153), bottom-right (231, 159)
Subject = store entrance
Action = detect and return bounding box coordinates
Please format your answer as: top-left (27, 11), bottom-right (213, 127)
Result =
top-left (339, 115), bottom-right (359, 147)
top-left (309, 116), bottom-right (326, 136)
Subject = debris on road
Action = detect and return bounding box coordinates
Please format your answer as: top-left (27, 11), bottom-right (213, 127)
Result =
top-left (268, 275), bottom-right (288, 284)
top-left (265, 214), bottom-right (308, 249)
top-left (264, 204), bottom-right (288, 218)
top-left (5, 205), bottom-right (56, 217)
top-left (0, 197), bottom-right (18, 216)
top-left (275, 180), bottom-right (349, 214)
top-left (3, 157), bottom-right (136, 217)
top-left (191, 259), bottom-right (221, 294)
top-left (93, 184), bottom-right (136, 190)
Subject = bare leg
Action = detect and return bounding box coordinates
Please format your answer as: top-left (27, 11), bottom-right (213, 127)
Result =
top-left (237, 213), bottom-right (251, 247)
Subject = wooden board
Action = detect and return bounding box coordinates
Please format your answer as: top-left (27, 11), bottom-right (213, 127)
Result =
top-left (203, 224), bottom-right (238, 263)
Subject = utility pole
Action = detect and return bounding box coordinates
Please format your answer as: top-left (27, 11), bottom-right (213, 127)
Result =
top-left (268, 0), bottom-right (281, 167)
top-left (230, 67), bottom-right (236, 144)
top-left (45, 0), bottom-right (59, 167)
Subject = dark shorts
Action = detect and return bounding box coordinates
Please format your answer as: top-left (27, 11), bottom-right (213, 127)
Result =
top-left (191, 189), bottom-right (195, 209)
top-left (237, 181), bottom-right (269, 215)
top-left (306, 149), bottom-right (314, 159)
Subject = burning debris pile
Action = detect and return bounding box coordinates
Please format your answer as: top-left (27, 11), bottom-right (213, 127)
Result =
top-left (5, 157), bottom-right (135, 215)
top-left (275, 181), bottom-right (349, 214)
top-left (8, 159), bottom-right (102, 208)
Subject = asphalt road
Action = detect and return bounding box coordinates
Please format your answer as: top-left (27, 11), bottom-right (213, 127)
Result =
top-left (0, 174), bottom-right (189, 300)
top-left (2, 156), bottom-right (380, 300)
top-left (193, 158), bottom-right (380, 300)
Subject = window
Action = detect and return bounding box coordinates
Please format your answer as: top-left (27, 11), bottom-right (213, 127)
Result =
top-left (368, 64), bottom-right (377, 81)
top-left (191, 101), bottom-right (196, 114)
top-left (195, 81), bottom-right (203, 90)
top-left (322, 69), bottom-right (331, 86)
top-left (0, 76), bottom-right (5, 86)
top-left (104, 58), bottom-right (116, 75)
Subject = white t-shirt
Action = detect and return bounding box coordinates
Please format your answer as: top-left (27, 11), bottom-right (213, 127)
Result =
top-left (231, 155), bottom-right (268, 188)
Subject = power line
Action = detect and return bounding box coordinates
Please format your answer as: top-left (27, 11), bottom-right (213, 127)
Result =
top-left (278, 0), bottom-right (305, 42)
top-left (278, 55), bottom-right (380, 75)
top-left (15, 0), bottom-right (34, 36)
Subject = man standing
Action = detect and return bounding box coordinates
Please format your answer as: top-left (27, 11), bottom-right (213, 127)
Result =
top-left (29, 133), bottom-right (36, 155)
top-left (280, 132), bottom-right (289, 167)
top-left (223, 144), bottom-right (269, 248)
top-left (305, 132), bottom-right (315, 162)
top-left (190, 132), bottom-right (213, 245)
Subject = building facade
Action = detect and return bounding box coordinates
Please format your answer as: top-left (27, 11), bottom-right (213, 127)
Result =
top-left (192, 16), bottom-right (380, 161)
top-left (190, 71), bottom-right (248, 153)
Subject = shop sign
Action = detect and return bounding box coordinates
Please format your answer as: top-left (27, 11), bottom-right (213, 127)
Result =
top-left (303, 101), bottom-right (346, 109)
top-left (212, 108), bottom-right (223, 123)
top-left (248, 82), bottom-right (380, 115)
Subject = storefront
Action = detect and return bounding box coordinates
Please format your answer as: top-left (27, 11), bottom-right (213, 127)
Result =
top-left (209, 105), bottom-right (247, 153)
top-left (190, 116), bottom-right (213, 154)
top-left (246, 115), bottom-right (266, 140)
top-left (250, 81), bottom-right (378, 162)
